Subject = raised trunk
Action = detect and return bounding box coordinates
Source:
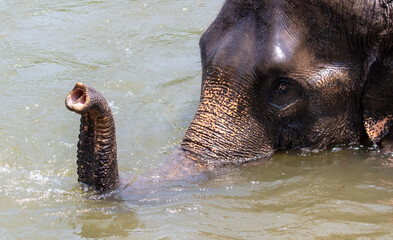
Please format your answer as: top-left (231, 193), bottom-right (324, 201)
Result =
top-left (65, 83), bottom-right (118, 192)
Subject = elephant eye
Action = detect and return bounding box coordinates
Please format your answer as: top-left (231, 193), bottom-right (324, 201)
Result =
top-left (268, 79), bottom-right (302, 109)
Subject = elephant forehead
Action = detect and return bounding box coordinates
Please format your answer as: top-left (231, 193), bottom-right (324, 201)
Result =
top-left (243, 1), bottom-right (357, 69)
top-left (261, 11), bottom-right (302, 66)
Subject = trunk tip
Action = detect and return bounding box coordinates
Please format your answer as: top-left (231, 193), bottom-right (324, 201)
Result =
top-left (65, 82), bottom-right (89, 113)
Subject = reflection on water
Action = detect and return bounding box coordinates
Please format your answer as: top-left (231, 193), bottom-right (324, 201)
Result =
top-left (1, 0), bottom-right (393, 239)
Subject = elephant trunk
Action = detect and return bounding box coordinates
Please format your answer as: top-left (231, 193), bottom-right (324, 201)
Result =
top-left (181, 67), bottom-right (274, 167)
top-left (65, 82), bottom-right (118, 192)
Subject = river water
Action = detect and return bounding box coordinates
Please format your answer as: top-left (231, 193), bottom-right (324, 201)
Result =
top-left (1, 0), bottom-right (393, 239)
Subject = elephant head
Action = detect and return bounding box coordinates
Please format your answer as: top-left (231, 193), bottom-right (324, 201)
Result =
top-left (181, 0), bottom-right (393, 166)
top-left (66, 0), bottom-right (393, 192)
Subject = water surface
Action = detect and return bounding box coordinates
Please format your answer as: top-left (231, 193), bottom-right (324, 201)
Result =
top-left (1, 0), bottom-right (393, 239)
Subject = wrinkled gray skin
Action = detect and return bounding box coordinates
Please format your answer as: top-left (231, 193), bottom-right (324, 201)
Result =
top-left (66, 0), bottom-right (393, 192)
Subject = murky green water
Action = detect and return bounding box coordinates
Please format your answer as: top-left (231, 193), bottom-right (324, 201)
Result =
top-left (1, 0), bottom-right (393, 239)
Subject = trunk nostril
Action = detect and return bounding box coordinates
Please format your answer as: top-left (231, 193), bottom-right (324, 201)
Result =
top-left (71, 88), bottom-right (86, 105)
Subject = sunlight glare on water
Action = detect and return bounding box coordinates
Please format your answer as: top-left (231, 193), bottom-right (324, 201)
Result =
top-left (1, 0), bottom-right (393, 239)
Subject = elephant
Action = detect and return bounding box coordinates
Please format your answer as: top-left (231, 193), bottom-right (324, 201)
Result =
top-left (66, 0), bottom-right (393, 192)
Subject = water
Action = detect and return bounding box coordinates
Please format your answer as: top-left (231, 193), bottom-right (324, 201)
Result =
top-left (1, 0), bottom-right (393, 239)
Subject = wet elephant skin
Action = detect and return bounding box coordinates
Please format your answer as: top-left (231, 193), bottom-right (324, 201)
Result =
top-left (182, 0), bottom-right (393, 164)
top-left (66, 0), bottom-right (393, 192)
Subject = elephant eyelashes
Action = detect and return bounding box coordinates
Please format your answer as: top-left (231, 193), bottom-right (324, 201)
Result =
top-left (268, 79), bottom-right (302, 109)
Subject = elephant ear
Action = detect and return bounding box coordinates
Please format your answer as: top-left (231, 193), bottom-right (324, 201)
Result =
top-left (362, 1), bottom-right (393, 146)
top-left (363, 54), bottom-right (393, 145)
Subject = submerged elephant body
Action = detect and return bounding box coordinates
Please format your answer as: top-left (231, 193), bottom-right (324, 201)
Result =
top-left (66, 0), bottom-right (393, 192)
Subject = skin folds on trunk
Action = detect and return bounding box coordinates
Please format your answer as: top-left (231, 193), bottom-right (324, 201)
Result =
top-left (65, 81), bottom-right (272, 194)
top-left (65, 83), bottom-right (201, 193)
top-left (181, 67), bottom-right (274, 166)
top-left (66, 83), bottom-right (118, 192)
